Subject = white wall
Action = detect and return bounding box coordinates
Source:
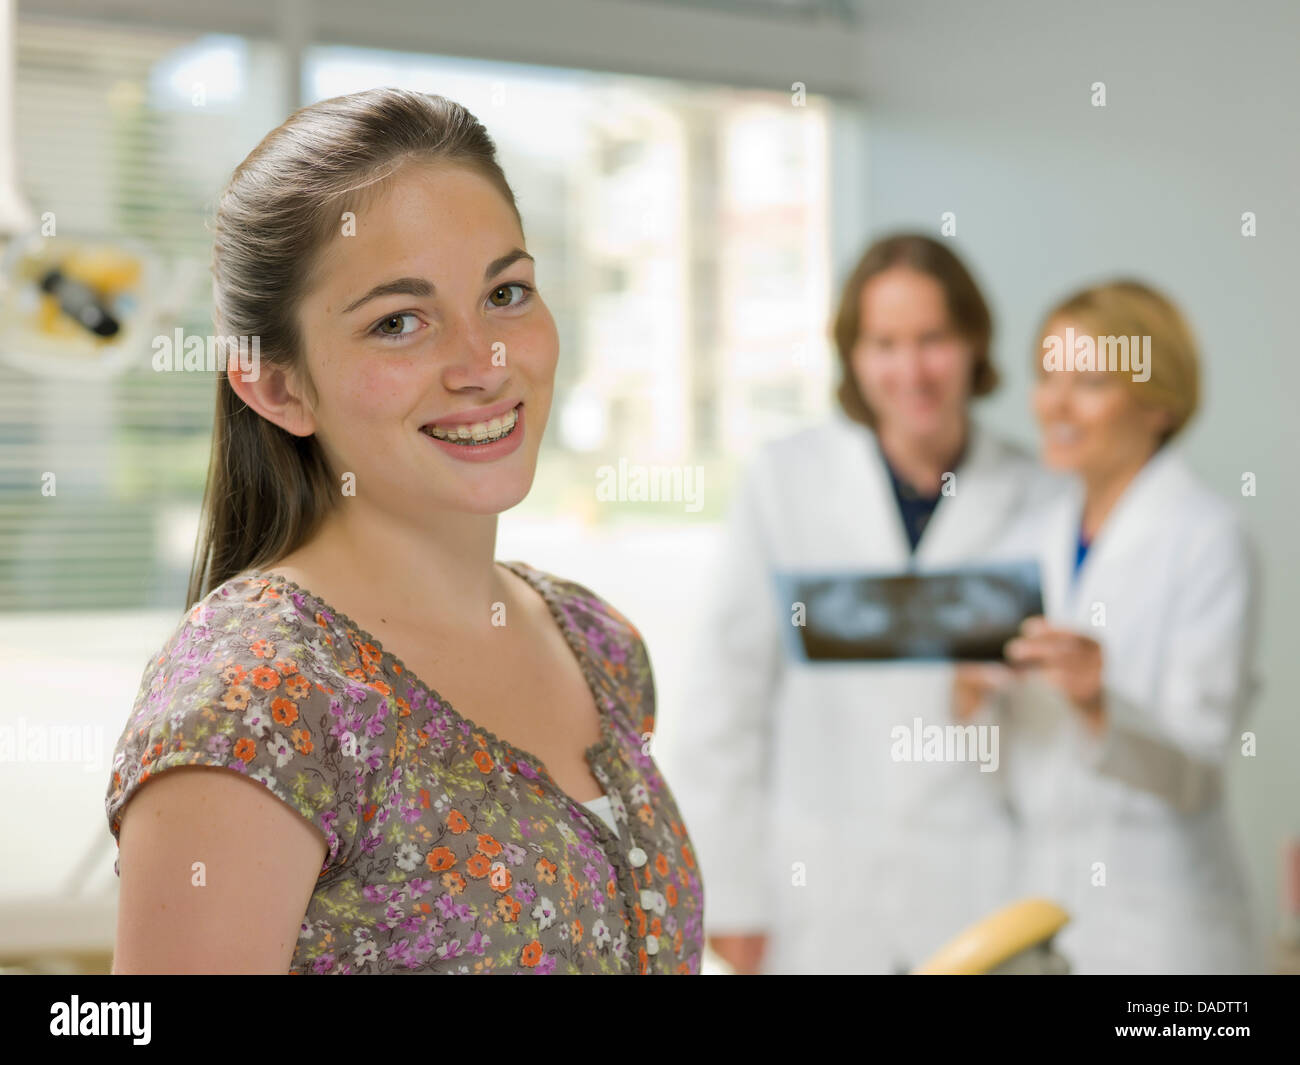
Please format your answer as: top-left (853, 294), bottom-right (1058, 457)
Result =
top-left (855, 0), bottom-right (1300, 946)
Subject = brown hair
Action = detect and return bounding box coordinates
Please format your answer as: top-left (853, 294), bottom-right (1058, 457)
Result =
top-left (830, 233), bottom-right (998, 426)
top-left (188, 88), bottom-right (522, 608)
top-left (1034, 278), bottom-right (1200, 445)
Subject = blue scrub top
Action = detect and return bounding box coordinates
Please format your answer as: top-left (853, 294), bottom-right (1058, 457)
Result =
top-left (1073, 525), bottom-right (1092, 578)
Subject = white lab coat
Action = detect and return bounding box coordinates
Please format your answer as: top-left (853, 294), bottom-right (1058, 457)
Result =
top-left (999, 444), bottom-right (1264, 974)
top-left (667, 410), bottom-right (1060, 974)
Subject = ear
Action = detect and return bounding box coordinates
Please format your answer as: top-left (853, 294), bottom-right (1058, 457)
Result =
top-left (226, 359), bottom-right (316, 437)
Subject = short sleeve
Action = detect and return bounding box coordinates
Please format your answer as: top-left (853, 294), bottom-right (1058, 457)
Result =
top-left (105, 606), bottom-right (365, 881)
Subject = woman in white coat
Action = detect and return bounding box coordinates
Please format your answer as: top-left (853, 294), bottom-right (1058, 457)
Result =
top-left (971, 279), bottom-right (1263, 973)
top-left (667, 234), bottom-right (1058, 975)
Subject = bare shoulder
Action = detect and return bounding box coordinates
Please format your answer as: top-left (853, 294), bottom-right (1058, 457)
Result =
top-left (113, 764), bottom-right (326, 974)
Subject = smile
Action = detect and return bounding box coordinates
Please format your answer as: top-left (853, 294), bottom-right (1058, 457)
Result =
top-left (421, 403), bottom-right (520, 446)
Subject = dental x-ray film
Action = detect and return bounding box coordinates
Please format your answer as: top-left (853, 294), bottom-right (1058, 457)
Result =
top-left (774, 560), bottom-right (1043, 663)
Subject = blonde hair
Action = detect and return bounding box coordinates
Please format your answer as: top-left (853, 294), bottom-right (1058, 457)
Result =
top-left (1036, 279), bottom-right (1200, 444)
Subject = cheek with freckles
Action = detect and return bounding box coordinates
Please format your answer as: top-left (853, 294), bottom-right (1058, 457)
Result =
top-left (320, 350), bottom-right (433, 427)
top-left (307, 352), bottom-right (435, 482)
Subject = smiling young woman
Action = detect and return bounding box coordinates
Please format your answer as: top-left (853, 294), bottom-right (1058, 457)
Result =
top-left (104, 88), bottom-right (704, 975)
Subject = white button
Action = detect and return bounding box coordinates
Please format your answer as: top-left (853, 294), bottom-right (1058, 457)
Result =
top-left (640, 889), bottom-right (655, 909)
top-left (628, 847), bottom-right (647, 867)
top-left (645, 934), bottom-right (659, 955)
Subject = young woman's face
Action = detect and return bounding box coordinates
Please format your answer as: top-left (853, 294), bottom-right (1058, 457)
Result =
top-left (1032, 316), bottom-right (1166, 479)
top-left (293, 163), bottom-right (558, 518)
top-left (850, 266), bottom-right (973, 443)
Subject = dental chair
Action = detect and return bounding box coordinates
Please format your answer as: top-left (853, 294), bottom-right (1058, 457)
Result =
top-left (912, 898), bottom-right (1070, 974)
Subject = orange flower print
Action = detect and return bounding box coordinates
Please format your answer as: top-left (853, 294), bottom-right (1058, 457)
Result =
top-left (233, 737), bottom-right (256, 764)
top-left (441, 871), bottom-right (466, 895)
top-left (465, 853), bottom-right (491, 879)
top-left (665, 883), bottom-right (678, 907)
top-left (290, 728), bottom-right (313, 755)
top-left (249, 666), bottom-right (280, 691)
top-left (472, 750), bottom-right (494, 773)
top-left (249, 639), bottom-right (275, 659)
top-left (520, 941), bottom-right (543, 967)
top-left (606, 879), bottom-right (617, 899)
top-left (638, 947), bottom-right (648, 974)
top-left (425, 847), bottom-right (456, 873)
top-left (681, 843), bottom-right (696, 869)
top-left (221, 685), bottom-right (251, 712)
top-left (271, 697), bottom-right (298, 726)
top-left (476, 833), bottom-right (503, 857)
top-left (447, 809), bottom-right (470, 834)
top-left (418, 788), bottom-right (431, 809)
top-left (370, 680), bottom-right (391, 698)
top-left (571, 919), bottom-right (583, 945)
top-left (285, 674), bottom-right (310, 701)
top-left (488, 862), bottom-right (512, 893)
top-left (272, 658), bottom-right (297, 675)
top-left (654, 853), bottom-right (670, 877)
top-left (636, 804), bottom-right (655, 827)
top-left (535, 857), bottom-right (557, 884)
top-left (495, 895), bottom-right (521, 922)
top-left (219, 663), bottom-right (246, 685)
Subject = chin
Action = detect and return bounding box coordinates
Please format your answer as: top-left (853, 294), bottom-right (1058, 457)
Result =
top-left (1041, 447), bottom-right (1082, 473)
top-left (450, 473), bottom-right (537, 515)
top-left (900, 413), bottom-right (953, 440)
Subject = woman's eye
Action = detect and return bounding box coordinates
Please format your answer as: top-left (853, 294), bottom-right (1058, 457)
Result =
top-left (487, 282), bottom-right (533, 309)
top-left (372, 312), bottom-right (420, 339)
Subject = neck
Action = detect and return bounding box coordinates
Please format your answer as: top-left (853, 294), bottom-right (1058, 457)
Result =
top-left (877, 415), bottom-right (968, 495)
top-left (1080, 448), bottom-right (1157, 539)
top-left (273, 499), bottom-right (506, 636)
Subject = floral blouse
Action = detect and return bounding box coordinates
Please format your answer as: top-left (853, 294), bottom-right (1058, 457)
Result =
top-left (105, 562), bottom-right (704, 974)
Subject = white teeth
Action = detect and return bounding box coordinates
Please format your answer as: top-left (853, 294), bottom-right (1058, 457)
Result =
top-left (423, 405), bottom-right (519, 444)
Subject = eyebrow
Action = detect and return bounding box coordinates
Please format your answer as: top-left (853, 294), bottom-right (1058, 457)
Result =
top-left (340, 248), bottom-right (535, 315)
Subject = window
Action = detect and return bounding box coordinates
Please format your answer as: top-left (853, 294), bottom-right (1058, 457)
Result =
top-left (1, 26), bottom-right (834, 611)
top-left (2, 19), bottom-right (286, 609)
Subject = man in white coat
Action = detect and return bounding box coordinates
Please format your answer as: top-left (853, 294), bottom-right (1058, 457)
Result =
top-left (667, 234), bottom-right (1061, 974)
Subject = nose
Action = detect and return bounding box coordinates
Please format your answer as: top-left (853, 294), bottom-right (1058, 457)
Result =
top-left (439, 313), bottom-right (511, 392)
top-left (897, 342), bottom-right (928, 385)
